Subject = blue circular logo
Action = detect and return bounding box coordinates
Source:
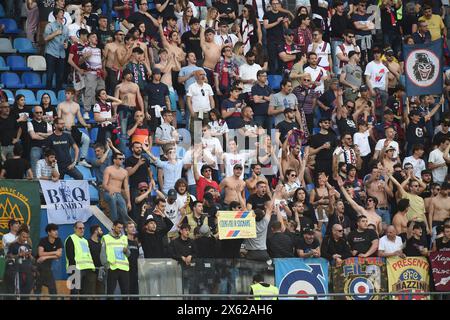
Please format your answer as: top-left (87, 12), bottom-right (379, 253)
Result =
top-left (279, 267), bottom-right (326, 300)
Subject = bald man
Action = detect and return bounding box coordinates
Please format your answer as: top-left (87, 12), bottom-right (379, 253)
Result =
top-left (378, 225), bottom-right (405, 258)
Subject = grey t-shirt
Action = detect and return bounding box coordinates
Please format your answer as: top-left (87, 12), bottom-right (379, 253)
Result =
top-left (342, 63), bottom-right (363, 88)
top-left (244, 216), bottom-right (270, 251)
top-left (270, 92), bottom-right (298, 125)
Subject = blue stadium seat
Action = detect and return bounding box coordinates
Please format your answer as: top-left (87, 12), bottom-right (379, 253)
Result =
top-left (75, 165), bottom-right (95, 181)
top-left (63, 174), bottom-right (74, 180)
top-left (0, 4), bottom-right (5, 17)
top-left (13, 38), bottom-right (38, 54)
top-left (0, 57), bottom-right (9, 71)
top-left (16, 89), bottom-right (39, 105)
top-left (123, 148), bottom-right (132, 158)
top-left (90, 127), bottom-right (98, 141)
top-left (2, 89), bottom-right (14, 104)
top-left (1, 72), bottom-right (25, 89)
top-left (151, 146), bottom-right (160, 157)
top-left (22, 72), bottom-right (45, 89)
top-left (0, 18), bottom-right (22, 34)
top-left (87, 147), bottom-right (96, 162)
top-left (306, 183), bottom-right (315, 193)
top-left (57, 90), bottom-right (66, 103)
top-left (36, 90), bottom-right (58, 105)
top-left (6, 56), bottom-right (32, 71)
top-left (90, 185), bottom-right (99, 202)
top-left (268, 74), bottom-right (283, 91)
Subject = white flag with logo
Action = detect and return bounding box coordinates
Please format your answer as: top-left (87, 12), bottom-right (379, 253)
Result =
top-left (40, 180), bottom-right (92, 225)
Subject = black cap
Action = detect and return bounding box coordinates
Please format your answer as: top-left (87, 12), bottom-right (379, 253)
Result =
top-left (203, 192), bottom-right (215, 203)
top-left (360, 85), bottom-right (369, 91)
top-left (385, 47), bottom-right (394, 55)
top-left (421, 169), bottom-right (432, 175)
top-left (319, 116), bottom-right (331, 123)
top-left (303, 227), bottom-right (315, 234)
top-left (284, 107), bottom-right (295, 114)
top-left (384, 109), bottom-right (394, 115)
top-left (167, 189), bottom-right (177, 199)
top-left (201, 164), bottom-right (213, 173)
top-left (233, 163), bottom-right (243, 170)
top-left (145, 215), bottom-right (156, 224)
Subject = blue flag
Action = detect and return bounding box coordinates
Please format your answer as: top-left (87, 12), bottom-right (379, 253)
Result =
top-left (404, 39), bottom-right (443, 96)
top-left (274, 258), bottom-right (329, 300)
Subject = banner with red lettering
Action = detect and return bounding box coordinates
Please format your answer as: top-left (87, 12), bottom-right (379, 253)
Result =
top-left (386, 257), bottom-right (430, 300)
top-left (429, 251), bottom-right (450, 292)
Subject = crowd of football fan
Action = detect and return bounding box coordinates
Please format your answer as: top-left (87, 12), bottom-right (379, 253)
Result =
top-left (0, 0), bottom-right (450, 297)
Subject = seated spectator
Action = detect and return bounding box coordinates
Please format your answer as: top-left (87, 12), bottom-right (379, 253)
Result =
top-left (0, 144), bottom-right (33, 179)
top-left (267, 221), bottom-right (294, 258)
top-left (321, 224), bottom-right (352, 266)
top-left (347, 215), bottom-right (379, 258)
top-left (295, 227), bottom-right (321, 258)
top-left (378, 225), bottom-right (406, 258)
top-left (35, 148), bottom-right (60, 181)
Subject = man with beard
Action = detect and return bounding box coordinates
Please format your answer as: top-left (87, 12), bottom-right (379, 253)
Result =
top-left (429, 182), bottom-right (450, 236)
top-left (326, 199), bottom-right (351, 236)
top-left (269, 79), bottom-right (299, 126)
top-left (335, 30), bottom-right (361, 75)
top-left (321, 224), bottom-right (352, 265)
top-left (246, 164), bottom-right (270, 196)
top-left (275, 108), bottom-right (301, 145)
top-left (309, 117), bottom-right (337, 178)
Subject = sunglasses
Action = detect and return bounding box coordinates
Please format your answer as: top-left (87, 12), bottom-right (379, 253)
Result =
top-left (303, 79), bottom-right (311, 82)
top-left (35, 112), bottom-right (43, 114)
top-left (347, 35), bottom-right (355, 39)
top-left (290, 174), bottom-right (297, 177)
top-left (336, 229), bottom-right (344, 232)
top-left (140, 189), bottom-right (148, 192)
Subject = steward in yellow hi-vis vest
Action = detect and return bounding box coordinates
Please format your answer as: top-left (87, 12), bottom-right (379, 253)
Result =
top-left (250, 274), bottom-right (279, 300)
top-left (65, 221), bottom-right (97, 295)
top-left (100, 220), bottom-right (130, 296)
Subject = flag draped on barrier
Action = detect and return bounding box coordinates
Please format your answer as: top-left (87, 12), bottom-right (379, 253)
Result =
top-left (274, 258), bottom-right (328, 300)
top-left (386, 256), bottom-right (430, 300)
top-left (40, 180), bottom-right (92, 225)
top-left (404, 39), bottom-right (443, 96)
top-left (0, 180), bottom-right (41, 250)
top-left (429, 251), bottom-right (450, 292)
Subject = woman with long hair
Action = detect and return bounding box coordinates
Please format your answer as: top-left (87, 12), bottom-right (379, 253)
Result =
top-left (208, 108), bottom-right (229, 148)
top-left (177, 6), bottom-right (194, 35)
top-left (232, 41), bottom-right (246, 67)
top-left (240, 5), bottom-right (262, 55)
top-left (200, 7), bottom-right (219, 31)
top-left (93, 88), bottom-right (122, 146)
top-left (175, 0), bottom-right (198, 20)
top-left (39, 93), bottom-right (57, 124)
top-left (11, 94), bottom-right (32, 159)
top-left (290, 6), bottom-right (309, 29)
top-left (251, 43), bottom-right (268, 71)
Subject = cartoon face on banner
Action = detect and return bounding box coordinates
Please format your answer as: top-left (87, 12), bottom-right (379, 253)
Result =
top-left (406, 49), bottom-right (440, 87)
top-left (278, 264), bottom-right (327, 300)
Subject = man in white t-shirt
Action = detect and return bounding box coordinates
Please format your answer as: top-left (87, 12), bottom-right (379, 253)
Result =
top-left (201, 124), bottom-right (223, 172)
top-left (2, 219), bottom-right (20, 255)
top-left (364, 47), bottom-right (389, 117)
top-left (402, 144), bottom-right (426, 179)
top-left (373, 126), bottom-right (399, 160)
top-left (378, 225), bottom-right (405, 257)
top-left (304, 52), bottom-right (328, 94)
top-left (239, 52), bottom-right (262, 94)
top-left (221, 140), bottom-right (256, 178)
top-left (186, 70), bottom-right (215, 132)
top-left (214, 21), bottom-right (239, 47)
top-left (307, 28), bottom-right (332, 72)
top-left (335, 30), bottom-right (360, 74)
top-left (428, 137), bottom-right (450, 184)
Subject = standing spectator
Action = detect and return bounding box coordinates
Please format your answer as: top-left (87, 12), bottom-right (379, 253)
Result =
top-left (347, 215), bottom-right (379, 258)
top-left (379, 0), bottom-right (401, 56)
top-left (2, 219), bottom-right (20, 255)
top-left (263, 0), bottom-right (289, 74)
top-left (48, 0), bottom-right (72, 25)
top-left (0, 144), bottom-right (33, 179)
top-left (35, 148), bottom-right (60, 181)
top-left (364, 47), bottom-right (389, 119)
top-left (321, 224), bottom-right (352, 265)
top-left (148, 147), bottom-right (184, 194)
top-left (335, 30), bottom-right (360, 75)
top-left (214, 46), bottom-right (240, 104)
top-left (251, 70), bottom-right (273, 131)
top-left (88, 225), bottom-right (104, 296)
top-left (186, 70), bottom-right (215, 132)
top-left (330, 1), bottom-right (351, 74)
top-left (82, 1), bottom-right (99, 31)
top-left (277, 29), bottom-right (301, 76)
top-left (0, 102), bottom-right (20, 162)
top-left (26, 0), bottom-right (39, 46)
top-left (294, 14), bottom-right (312, 54)
top-left (43, 8), bottom-right (69, 92)
top-left (169, 224), bottom-right (195, 266)
top-left (65, 222), bottom-right (96, 296)
top-left (103, 153), bottom-right (132, 222)
top-left (192, 162), bottom-right (220, 202)
top-left (403, 144), bottom-right (426, 179)
top-left (418, 4), bottom-right (446, 41)
top-left (138, 210), bottom-right (174, 258)
top-left (35, 224), bottom-right (63, 296)
top-left (82, 33), bottom-right (106, 120)
top-left (404, 223), bottom-right (429, 257)
top-left (101, 220), bottom-right (130, 297)
top-left (378, 225), bottom-right (405, 258)
top-left (154, 110), bottom-right (177, 154)
top-left (339, 51), bottom-right (362, 101)
top-left (405, 110), bottom-right (427, 156)
top-left (412, 20), bottom-right (432, 44)
top-left (267, 221), bottom-right (294, 258)
top-left (125, 221), bottom-right (140, 296)
top-left (304, 52), bottom-right (328, 95)
top-left (269, 79), bottom-right (298, 126)
top-left (428, 137), bottom-right (450, 185)
top-left (93, 89), bottom-right (122, 146)
top-left (28, 106), bottom-right (53, 176)
top-left (307, 28), bottom-right (332, 73)
top-left (352, 0), bottom-right (374, 66)
top-left (46, 118), bottom-right (83, 180)
top-left (309, 117), bottom-right (337, 178)
top-left (239, 51), bottom-right (262, 95)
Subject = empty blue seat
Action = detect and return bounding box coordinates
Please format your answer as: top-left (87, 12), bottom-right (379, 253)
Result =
top-left (1, 72), bottom-right (25, 89)
top-left (22, 72), bottom-right (45, 89)
top-left (57, 89), bottom-right (66, 103)
top-left (6, 56), bottom-right (32, 71)
top-left (75, 165), bottom-right (95, 181)
top-left (0, 18), bottom-right (22, 34)
top-left (2, 89), bottom-right (14, 104)
top-left (312, 127), bottom-right (321, 135)
top-left (0, 57), bottom-right (9, 71)
top-left (89, 127), bottom-right (98, 141)
top-left (13, 38), bottom-right (38, 54)
top-left (15, 89), bottom-right (39, 105)
top-left (268, 74), bottom-right (283, 91)
top-left (36, 90), bottom-right (58, 105)
top-left (306, 183), bottom-right (315, 193)
top-left (90, 185), bottom-right (99, 202)
top-left (0, 4), bottom-right (5, 18)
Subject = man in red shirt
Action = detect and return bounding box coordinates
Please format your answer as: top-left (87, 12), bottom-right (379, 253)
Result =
top-left (67, 28), bottom-right (89, 100)
top-left (193, 164), bottom-right (221, 201)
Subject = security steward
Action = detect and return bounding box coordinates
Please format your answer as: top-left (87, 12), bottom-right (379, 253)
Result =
top-left (100, 220), bottom-right (130, 297)
top-left (65, 221), bottom-right (97, 296)
top-left (250, 274), bottom-right (279, 300)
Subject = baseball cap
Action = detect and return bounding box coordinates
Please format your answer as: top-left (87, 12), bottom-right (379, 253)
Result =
top-left (421, 169), bottom-right (432, 175)
top-left (330, 76), bottom-right (339, 83)
top-left (201, 164), bottom-right (213, 173)
top-left (319, 116), bottom-right (331, 123)
top-left (303, 227), bottom-right (315, 234)
top-left (385, 47), bottom-right (394, 55)
top-left (284, 107), bottom-right (295, 114)
top-left (360, 85), bottom-right (369, 91)
top-left (138, 182), bottom-right (149, 190)
top-left (384, 109), bottom-right (394, 115)
top-left (167, 189), bottom-right (177, 200)
top-left (145, 214), bottom-right (156, 223)
top-left (233, 163), bottom-right (243, 170)
top-left (386, 145), bottom-right (396, 151)
top-left (284, 29), bottom-right (295, 36)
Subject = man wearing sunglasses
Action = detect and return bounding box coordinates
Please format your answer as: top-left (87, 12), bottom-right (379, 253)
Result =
top-left (321, 223), bottom-right (352, 266)
top-left (28, 106), bottom-right (54, 177)
top-left (335, 30), bottom-right (360, 75)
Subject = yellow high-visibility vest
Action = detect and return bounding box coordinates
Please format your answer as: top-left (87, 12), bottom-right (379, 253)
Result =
top-left (251, 283), bottom-right (279, 300)
top-left (102, 234), bottom-right (129, 271)
top-left (65, 234), bottom-right (95, 271)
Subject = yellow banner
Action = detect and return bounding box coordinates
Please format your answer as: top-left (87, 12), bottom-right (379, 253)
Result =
top-left (217, 211), bottom-right (256, 240)
top-left (386, 256), bottom-right (430, 300)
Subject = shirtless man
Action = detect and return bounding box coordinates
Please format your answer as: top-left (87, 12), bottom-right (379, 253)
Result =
top-left (338, 176), bottom-right (383, 235)
top-left (158, 17), bottom-right (186, 66)
top-left (57, 88), bottom-right (91, 168)
top-left (365, 166), bottom-right (394, 226)
top-left (103, 152), bottom-right (132, 222)
top-left (103, 30), bottom-right (127, 95)
top-left (392, 198), bottom-right (410, 242)
top-left (114, 69), bottom-right (145, 153)
top-left (281, 131), bottom-right (308, 181)
top-left (429, 182), bottom-right (450, 233)
top-left (425, 183), bottom-right (440, 213)
top-left (154, 49), bottom-right (180, 90)
top-left (200, 27), bottom-right (222, 87)
top-left (115, 33), bottom-right (135, 74)
top-left (383, 48), bottom-right (402, 94)
top-left (246, 164), bottom-right (270, 196)
top-left (219, 164), bottom-right (247, 208)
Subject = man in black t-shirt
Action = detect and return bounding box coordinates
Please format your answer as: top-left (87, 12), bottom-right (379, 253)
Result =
top-left (181, 18), bottom-right (202, 61)
top-left (155, 0), bottom-right (177, 19)
top-left (406, 109), bottom-right (427, 155)
top-left (295, 228), bottom-right (321, 258)
top-left (0, 102), bottom-right (20, 161)
top-left (35, 224), bottom-right (63, 295)
top-left (96, 16), bottom-right (113, 49)
top-left (404, 223), bottom-right (429, 256)
top-left (247, 181), bottom-right (271, 212)
top-left (267, 221), bottom-right (295, 258)
top-left (214, 0), bottom-right (238, 25)
top-left (348, 215), bottom-right (379, 257)
top-left (124, 1), bottom-right (159, 37)
top-left (145, 68), bottom-right (170, 133)
top-left (82, 1), bottom-right (99, 31)
top-left (309, 117), bottom-right (338, 178)
top-left (276, 108), bottom-right (300, 144)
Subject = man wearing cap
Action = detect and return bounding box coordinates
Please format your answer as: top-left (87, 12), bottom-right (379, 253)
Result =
top-left (296, 227), bottom-right (321, 258)
top-left (277, 28), bottom-right (301, 74)
top-left (219, 164), bottom-right (247, 209)
top-left (269, 79), bottom-right (299, 126)
top-left (145, 68), bottom-right (171, 134)
top-left (193, 161), bottom-right (221, 202)
top-left (382, 48), bottom-right (401, 95)
top-left (155, 188), bottom-right (184, 239)
top-left (125, 46), bottom-right (151, 92)
top-left (339, 50), bottom-right (362, 101)
top-left (138, 203), bottom-right (174, 258)
top-left (214, 20), bottom-right (239, 47)
top-left (193, 224), bottom-right (219, 258)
